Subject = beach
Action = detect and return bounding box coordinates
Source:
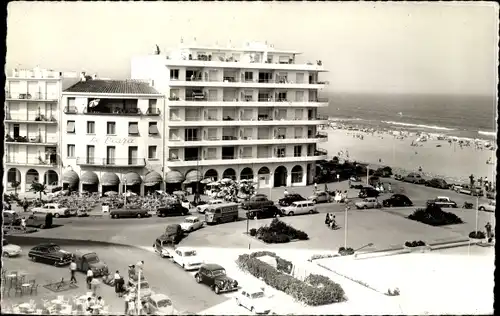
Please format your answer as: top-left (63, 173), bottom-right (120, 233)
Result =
top-left (324, 127), bottom-right (496, 184)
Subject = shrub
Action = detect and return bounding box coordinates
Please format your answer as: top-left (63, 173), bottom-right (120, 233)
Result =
top-left (236, 252), bottom-right (345, 306)
top-left (387, 288), bottom-right (400, 296)
top-left (469, 231), bottom-right (486, 239)
top-left (255, 218), bottom-right (309, 244)
top-left (405, 240), bottom-right (426, 247)
top-left (45, 213), bottom-right (53, 228)
top-left (408, 204), bottom-right (463, 226)
top-left (338, 247), bottom-right (354, 256)
top-left (248, 251), bottom-right (293, 274)
top-left (249, 228), bottom-right (257, 236)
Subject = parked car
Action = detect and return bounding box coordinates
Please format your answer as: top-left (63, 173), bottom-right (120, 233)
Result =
top-left (164, 224), bottom-right (184, 244)
top-left (25, 213), bottom-right (49, 228)
top-left (236, 287), bottom-right (273, 315)
top-left (241, 196), bottom-right (274, 210)
top-left (3, 239), bottom-right (22, 257)
top-left (3, 210), bottom-right (21, 226)
top-left (451, 184), bottom-right (464, 193)
top-left (358, 187), bottom-right (380, 198)
top-left (28, 243), bottom-right (72, 266)
top-left (280, 201), bottom-right (316, 216)
top-left (129, 279), bottom-right (152, 298)
top-left (153, 234), bottom-right (176, 258)
top-left (110, 207), bottom-right (150, 219)
top-left (179, 216), bottom-right (204, 232)
top-left (425, 178), bottom-right (449, 189)
top-left (459, 185), bottom-right (484, 196)
top-left (197, 200), bottom-right (225, 214)
top-left (404, 173), bottom-right (424, 184)
top-left (486, 191), bottom-right (495, 200)
top-left (157, 203), bottom-right (189, 217)
top-left (368, 176), bottom-right (381, 187)
top-left (72, 250), bottom-right (109, 277)
top-left (278, 194), bottom-right (305, 207)
top-left (355, 198), bottom-right (382, 209)
top-left (246, 205), bottom-right (282, 220)
top-left (426, 196), bottom-right (458, 208)
top-left (478, 200), bottom-right (496, 212)
top-left (349, 175), bottom-right (361, 182)
top-left (383, 194), bottom-right (413, 207)
top-left (32, 203), bottom-right (74, 218)
top-left (144, 294), bottom-right (175, 315)
top-left (194, 263), bottom-right (239, 294)
top-left (171, 247), bottom-right (204, 271)
top-left (308, 191), bottom-right (331, 204)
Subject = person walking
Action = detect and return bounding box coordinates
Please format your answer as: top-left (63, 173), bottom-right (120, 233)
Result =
top-left (86, 268), bottom-right (94, 290)
top-left (20, 217), bottom-right (26, 231)
top-left (314, 183), bottom-right (318, 192)
top-left (485, 222), bottom-right (492, 239)
top-left (114, 270), bottom-right (121, 296)
top-left (70, 259), bottom-right (77, 284)
top-left (284, 188), bottom-right (289, 197)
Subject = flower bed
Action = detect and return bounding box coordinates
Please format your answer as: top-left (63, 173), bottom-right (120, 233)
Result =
top-left (308, 253), bottom-right (339, 262)
top-left (404, 240), bottom-right (428, 252)
top-left (253, 218), bottom-right (308, 244)
top-left (469, 231), bottom-right (486, 239)
top-left (338, 247), bottom-right (354, 256)
top-left (407, 204), bottom-right (463, 226)
top-left (236, 251), bottom-right (345, 306)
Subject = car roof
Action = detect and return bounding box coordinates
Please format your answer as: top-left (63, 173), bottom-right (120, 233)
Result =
top-left (150, 293), bottom-right (171, 301)
top-left (209, 199), bottom-right (224, 203)
top-left (202, 263), bottom-right (224, 270)
top-left (175, 247), bottom-right (195, 252)
top-left (75, 249), bottom-right (96, 255)
top-left (242, 286), bottom-right (265, 294)
top-left (184, 216), bottom-right (199, 220)
top-left (3, 210), bottom-right (16, 214)
top-left (437, 196), bottom-right (449, 199)
top-left (35, 243), bottom-right (58, 248)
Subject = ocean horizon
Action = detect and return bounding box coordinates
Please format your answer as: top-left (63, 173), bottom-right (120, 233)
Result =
top-left (319, 92), bottom-right (497, 139)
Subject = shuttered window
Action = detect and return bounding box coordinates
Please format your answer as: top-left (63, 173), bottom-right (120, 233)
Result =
top-left (128, 122), bottom-right (139, 135)
top-left (67, 121), bottom-right (75, 133)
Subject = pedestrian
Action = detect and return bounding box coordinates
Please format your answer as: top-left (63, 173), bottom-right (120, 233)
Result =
top-left (284, 188), bottom-right (289, 197)
top-left (128, 298), bottom-right (136, 315)
top-left (85, 297), bottom-right (93, 313)
top-left (96, 296), bottom-right (105, 307)
top-left (136, 260), bottom-right (144, 272)
top-left (485, 222), bottom-right (492, 238)
top-left (325, 213), bottom-right (330, 225)
top-left (124, 295), bottom-right (129, 315)
top-left (348, 178), bottom-right (351, 188)
top-left (114, 270), bottom-right (121, 295)
top-left (86, 268), bottom-right (94, 290)
top-left (21, 217), bottom-right (26, 231)
top-left (70, 259), bottom-right (77, 284)
top-left (90, 277), bottom-right (100, 297)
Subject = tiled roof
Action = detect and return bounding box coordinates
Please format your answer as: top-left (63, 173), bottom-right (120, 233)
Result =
top-left (64, 80), bottom-right (160, 95)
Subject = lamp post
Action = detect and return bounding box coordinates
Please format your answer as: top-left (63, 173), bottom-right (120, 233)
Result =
top-left (344, 205), bottom-right (350, 249)
top-left (124, 176), bottom-right (127, 208)
top-left (366, 167), bottom-right (369, 185)
top-left (475, 195), bottom-right (479, 233)
top-left (136, 268), bottom-right (141, 314)
top-left (268, 172), bottom-right (273, 200)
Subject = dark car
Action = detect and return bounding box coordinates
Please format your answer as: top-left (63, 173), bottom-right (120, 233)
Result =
top-left (156, 203), bottom-right (189, 217)
top-left (403, 173), bottom-right (423, 184)
top-left (164, 224), bottom-right (184, 244)
top-left (350, 184), bottom-right (364, 190)
top-left (241, 195), bottom-right (274, 210)
top-left (278, 194), bottom-right (305, 207)
top-left (246, 205), bottom-right (282, 219)
top-left (194, 263), bottom-right (238, 294)
top-left (383, 194), bottom-right (413, 207)
top-left (425, 178), bottom-right (449, 189)
top-left (110, 207), bottom-right (150, 219)
top-left (358, 187), bottom-right (380, 198)
top-left (73, 250), bottom-right (109, 277)
top-left (368, 176), bottom-right (381, 187)
top-left (25, 214), bottom-right (48, 228)
top-left (28, 243), bottom-right (72, 266)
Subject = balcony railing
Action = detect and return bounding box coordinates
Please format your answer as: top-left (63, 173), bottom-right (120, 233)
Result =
top-left (314, 148), bottom-right (328, 156)
top-left (185, 116), bottom-right (202, 121)
top-left (316, 131), bottom-right (328, 138)
top-left (170, 134), bottom-right (326, 143)
top-left (315, 115), bottom-right (329, 120)
top-left (5, 114), bottom-right (57, 123)
top-left (5, 92), bottom-right (59, 101)
top-left (184, 156), bottom-right (201, 161)
top-left (145, 108), bottom-right (161, 116)
top-left (4, 157), bottom-right (59, 166)
top-left (222, 136), bottom-right (238, 141)
top-left (83, 107), bottom-right (143, 116)
top-left (76, 157), bottom-right (146, 166)
top-left (64, 106), bottom-right (78, 114)
top-left (173, 77), bottom-right (325, 85)
top-left (169, 97), bottom-right (328, 104)
top-left (5, 135), bottom-right (57, 144)
top-left (222, 155), bottom-right (236, 160)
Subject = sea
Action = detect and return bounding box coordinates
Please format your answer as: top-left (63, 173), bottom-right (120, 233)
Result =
top-left (320, 93), bottom-right (498, 140)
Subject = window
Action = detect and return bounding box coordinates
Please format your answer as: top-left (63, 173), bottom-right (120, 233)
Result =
top-left (295, 91), bottom-right (304, 102)
top-left (244, 72), bottom-right (253, 82)
top-left (206, 148), bottom-right (216, 160)
top-left (87, 121), bottom-right (95, 134)
top-left (67, 97), bottom-right (75, 107)
top-left (169, 89), bottom-right (180, 100)
top-left (169, 149), bottom-right (179, 160)
top-left (106, 146), bottom-right (115, 165)
top-left (67, 144), bottom-right (75, 158)
top-left (185, 128), bottom-right (199, 141)
top-left (128, 122), bottom-right (139, 135)
top-left (296, 73), bottom-right (305, 84)
top-left (148, 122), bottom-right (159, 135)
top-left (107, 122), bottom-right (116, 135)
top-left (148, 99), bottom-right (157, 114)
top-left (67, 121), bottom-right (75, 133)
top-left (277, 146), bottom-right (286, 158)
top-left (170, 69), bottom-right (179, 80)
top-left (294, 145), bottom-right (302, 157)
top-left (86, 145), bottom-right (95, 164)
top-left (148, 146), bottom-right (157, 159)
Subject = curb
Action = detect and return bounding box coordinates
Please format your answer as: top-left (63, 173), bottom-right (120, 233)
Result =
top-left (5, 235), bottom-right (134, 249)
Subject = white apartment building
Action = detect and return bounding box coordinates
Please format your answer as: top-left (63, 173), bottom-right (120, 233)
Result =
top-left (60, 76), bottom-right (165, 195)
top-left (4, 67), bottom-right (79, 192)
top-left (131, 41), bottom-right (329, 188)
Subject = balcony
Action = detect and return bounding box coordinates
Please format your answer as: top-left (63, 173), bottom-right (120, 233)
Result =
top-left (4, 157), bottom-right (59, 167)
top-left (145, 108), bottom-right (161, 116)
top-left (164, 58), bottom-right (326, 72)
top-left (168, 117), bottom-right (327, 127)
top-left (76, 157), bottom-right (146, 167)
top-left (64, 106), bottom-right (78, 114)
top-left (5, 113), bottom-right (57, 124)
top-left (167, 135), bottom-right (323, 147)
top-left (168, 78), bottom-right (326, 90)
top-left (5, 135), bottom-right (57, 146)
top-left (168, 98), bottom-right (329, 108)
top-left (5, 92), bottom-right (59, 102)
top-left (83, 107), bottom-right (143, 116)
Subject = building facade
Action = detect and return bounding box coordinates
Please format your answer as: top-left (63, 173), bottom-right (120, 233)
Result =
top-left (4, 67), bottom-right (79, 192)
top-left (60, 78), bottom-right (165, 195)
top-left (131, 41), bottom-right (329, 188)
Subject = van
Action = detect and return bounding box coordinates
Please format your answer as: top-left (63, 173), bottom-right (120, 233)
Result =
top-left (281, 201), bottom-right (316, 216)
top-left (205, 203), bottom-right (239, 225)
top-left (3, 210), bottom-right (20, 226)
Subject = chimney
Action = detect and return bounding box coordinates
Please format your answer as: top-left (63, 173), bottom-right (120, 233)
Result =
top-left (80, 72), bottom-right (86, 82)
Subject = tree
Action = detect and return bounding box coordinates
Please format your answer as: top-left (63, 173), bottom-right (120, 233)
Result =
top-left (10, 181), bottom-right (20, 194)
top-left (30, 182), bottom-right (47, 201)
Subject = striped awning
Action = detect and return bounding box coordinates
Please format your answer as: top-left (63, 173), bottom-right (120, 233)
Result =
top-left (101, 172), bottom-right (120, 186)
top-left (124, 172), bottom-right (142, 186)
top-left (144, 171), bottom-right (162, 186)
top-left (185, 169), bottom-right (203, 183)
top-left (81, 171), bottom-right (99, 185)
top-left (62, 170), bottom-right (79, 188)
top-left (165, 170), bottom-right (184, 184)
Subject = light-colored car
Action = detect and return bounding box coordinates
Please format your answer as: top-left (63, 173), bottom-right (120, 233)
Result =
top-left (145, 293), bottom-right (175, 315)
top-left (478, 200), bottom-right (495, 212)
top-left (197, 200), bottom-right (224, 214)
top-left (180, 216), bottom-right (204, 232)
top-left (308, 191), bottom-right (331, 204)
top-left (132, 280), bottom-right (152, 298)
top-left (3, 239), bottom-right (22, 257)
top-left (355, 197), bottom-right (382, 209)
top-left (235, 287), bottom-right (273, 314)
top-left (280, 201), bottom-right (316, 216)
top-left (171, 247), bottom-right (204, 271)
top-left (181, 200), bottom-right (192, 210)
top-left (426, 196), bottom-right (458, 208)
top-left (32, 203), bottom-right (74, 217)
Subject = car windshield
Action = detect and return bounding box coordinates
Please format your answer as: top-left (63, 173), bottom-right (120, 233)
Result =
top-left (184, 219), bottom-right (195, 223)
top-left (251, 292), bottom-right (265, 299)
top-left (47, 245), bottom-right (61, 252)
top-left (157, 299), bottom-right (172, 308)
top-left (184, 250), bottom-right (197, 256)
top-left (212, 269), bottom-right (226, 277)
top-left (86, 254), bottom-right (99, 263)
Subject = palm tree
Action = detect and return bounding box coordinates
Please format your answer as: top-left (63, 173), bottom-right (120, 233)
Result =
top-left (10, 180), bottom-right (20, 194)
top-left (30, 182), bottom-right (47, 200)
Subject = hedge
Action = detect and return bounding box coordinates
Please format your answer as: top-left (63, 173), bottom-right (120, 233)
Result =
top-left (236, 251), bottom-right (345, 306)
top-left (404, 240), bottom-right (426, 247)
top-left (408, 204), bottom-right (463, 226)
top-left (469, 231), bottom-right (486, 239)
top-left (338, 247), bottom-right (354, 256)
top-left (255, 219), bottom-right (309, 244)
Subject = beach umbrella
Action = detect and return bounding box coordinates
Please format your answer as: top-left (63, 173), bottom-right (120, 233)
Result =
top-left (221, 178), bottom-right (232, 183)
top-left (200, 178), bottom-right (212, 184)
top-left (207, 182), bottom-right (219, 187)
top-left (105, 191), bottom-right (118, 197)
top-left (124, 191), bottom-right (137, 197)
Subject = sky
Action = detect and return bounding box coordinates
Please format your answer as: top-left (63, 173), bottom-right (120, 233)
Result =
top-left (6, 1), bottom-right (499, 96)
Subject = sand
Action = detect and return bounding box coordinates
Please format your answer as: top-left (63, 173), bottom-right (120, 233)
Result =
top-left (324, 128), bottom-right (496, 184)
